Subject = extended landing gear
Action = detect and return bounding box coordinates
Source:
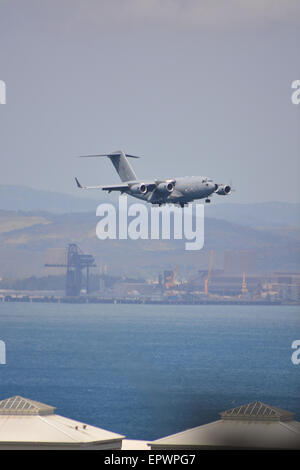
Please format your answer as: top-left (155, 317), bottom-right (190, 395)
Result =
top-left (205, 198), bottom-right (211, 203)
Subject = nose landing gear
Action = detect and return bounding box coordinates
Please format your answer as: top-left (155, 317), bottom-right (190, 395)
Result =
top-left (205, 198), bottom-right (211, 203)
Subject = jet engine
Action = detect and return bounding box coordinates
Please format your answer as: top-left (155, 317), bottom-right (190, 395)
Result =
top-left (156, 181), bottom-right (174, 194)
top-left (130, 183), bottom-right (148, 194)
top-left (215, 184), bottom-right (231, 195)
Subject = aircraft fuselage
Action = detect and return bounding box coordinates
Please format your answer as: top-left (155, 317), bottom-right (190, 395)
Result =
top-left (126, 176), bottom-right (216, 205)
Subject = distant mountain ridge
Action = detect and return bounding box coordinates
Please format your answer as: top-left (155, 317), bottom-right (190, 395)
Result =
top-left (0, 184), bottom-right (102, 213)
top-left (0, 207), bottom-right (299, 278)
top-left (0, 184), bottom-right (299, 228)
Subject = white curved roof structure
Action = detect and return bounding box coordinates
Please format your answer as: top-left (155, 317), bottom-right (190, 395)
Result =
top-left (0, 396), bottom-right (124, 450)
top-left (150, 401), bottom-right (300, 450)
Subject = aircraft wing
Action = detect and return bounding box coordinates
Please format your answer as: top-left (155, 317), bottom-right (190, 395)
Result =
top-left (75, 177), bottom-right (176, 192)
top-left (75, 178), bottom-right (129, 192)
top-left (102, 183), bottom-right (130, 192)
top-left (128, 179), bottom-right (175, 191)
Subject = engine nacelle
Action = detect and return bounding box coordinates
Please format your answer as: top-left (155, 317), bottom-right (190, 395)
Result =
top-left (215, 184), bottom-right (231, 195)
top-left (130, 183), bottom-right (148, 194)
top-left (156, 181), bottom-right (174, 194)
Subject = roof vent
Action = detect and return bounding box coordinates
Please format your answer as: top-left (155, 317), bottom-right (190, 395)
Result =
top-left (220, 401), bottom-right (294, 422)
top-left (0, 396), bottom-right (55, 416)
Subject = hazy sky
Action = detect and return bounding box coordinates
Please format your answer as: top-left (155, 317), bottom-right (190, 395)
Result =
top-left (0, 0), bottom-right (299, 203)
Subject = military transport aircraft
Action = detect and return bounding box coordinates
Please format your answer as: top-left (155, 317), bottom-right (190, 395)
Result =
top-left (75, 150), bottom-right (232, 207)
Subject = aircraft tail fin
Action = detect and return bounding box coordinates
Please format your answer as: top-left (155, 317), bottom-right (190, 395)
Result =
top-left (79, 150), bottom-right (139, 182)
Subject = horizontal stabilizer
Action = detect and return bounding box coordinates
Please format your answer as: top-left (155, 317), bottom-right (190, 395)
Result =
top-left (79, 152), bottom-right (140, 159)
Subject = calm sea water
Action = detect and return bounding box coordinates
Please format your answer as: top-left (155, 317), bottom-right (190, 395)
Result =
top-left (0, 302), bottom-right (299, 440)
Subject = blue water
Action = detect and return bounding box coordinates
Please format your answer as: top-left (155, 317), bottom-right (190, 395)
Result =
top-left (0, 303), bottom-right (299, 441)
